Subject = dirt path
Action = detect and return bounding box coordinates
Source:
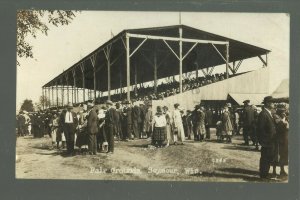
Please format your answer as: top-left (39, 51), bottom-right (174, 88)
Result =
top-left (16, 131), bottom-right (288, 182)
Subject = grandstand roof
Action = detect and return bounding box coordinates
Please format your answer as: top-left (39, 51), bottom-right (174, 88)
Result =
top-left (43, 24), bottom-right (270, 92)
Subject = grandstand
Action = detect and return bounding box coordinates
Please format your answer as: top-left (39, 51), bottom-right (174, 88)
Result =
top-left (42, 24), bottom-right (270, 109)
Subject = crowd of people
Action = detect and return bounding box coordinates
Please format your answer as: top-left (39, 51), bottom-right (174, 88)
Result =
top-left (16, 94), bottom-right (288, 180)
top-left (96, 72), bottom-right (232, 103)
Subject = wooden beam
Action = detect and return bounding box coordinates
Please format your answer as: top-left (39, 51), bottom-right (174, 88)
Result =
top-left (126, 34), bottom-right (131, 101)
top-left (127, 33), bottom-right (228, 45)
top-left (211, 43), bottom-right (234, 74)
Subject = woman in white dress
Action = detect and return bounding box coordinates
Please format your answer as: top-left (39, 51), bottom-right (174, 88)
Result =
top-left (172, 103), bottom-right (185, 145)
top-left (152, 106), bottom-right (167, 147)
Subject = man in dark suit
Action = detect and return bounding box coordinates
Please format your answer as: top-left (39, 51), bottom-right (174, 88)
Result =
top-left (87, 103), bottom-right (99, 155)
top-left (122, 101), bottom-right (133, 140)
top-left (105, 100), bottom-right (116, 154)
top-left (242, 100), bottom-right (255, 145)
top-left (257, 96), bottom-right (276, 179)
top-left (60, 103), bottom-right (78, 156)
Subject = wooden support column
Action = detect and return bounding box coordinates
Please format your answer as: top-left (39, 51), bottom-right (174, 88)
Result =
top-left (196, 63), bottom-right (199, 78)
top-left (51, 86), bottom-right (54, 108)
top-left (104, 48), bottom-right (111, 100)
top-left (66, 74), bottom-right (69, 104)
top-left (80, 63), bottom-right (85, 102)
top-left (134, 63), bottom-right (137, 95)
top-left (56, 82), bottom-right (58, 108)
top-left (126, 34), bottom-right (131, 101)
top-left (61, 77), bottom-right (64, 107)
top-left (90, 55), bottom-right (97, 101)
top-left (154, 50), bottom-right (158, 93)
top-left (179, 27), bottom-right (183, 93)
top-left (72, 69), bottom-right (76, 104)
top-left (42, 87), bottom-right (45, 110)
top-left (225, 42), bottom-right (229, 79)
top-left (48, 87), bottom-right (50, 108)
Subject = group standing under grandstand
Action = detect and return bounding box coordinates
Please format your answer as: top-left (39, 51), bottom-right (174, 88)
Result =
top-left (16, 95), bottom-right (289, 180)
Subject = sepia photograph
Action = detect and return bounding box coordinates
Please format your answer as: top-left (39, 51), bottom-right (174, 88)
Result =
top-left (16, 11), bottom-right (289, 182)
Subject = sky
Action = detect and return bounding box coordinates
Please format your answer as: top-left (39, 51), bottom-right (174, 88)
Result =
top-left (17, 11), bottom-right (289, 111)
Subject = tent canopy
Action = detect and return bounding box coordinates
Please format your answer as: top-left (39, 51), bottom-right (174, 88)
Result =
top-left (272, 79), bottom-right (289, 98)
top-left (43, 24), bottom-right (270, 92)
top-left (228, 93), bottom-right (268, 105)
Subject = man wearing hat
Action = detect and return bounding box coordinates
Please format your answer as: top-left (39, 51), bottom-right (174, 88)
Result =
top-left (104, 100), bottom-right (116, 154)
top-left (257, 96), bottom-right (276, 179)
top-left (122, 100), bottom-right (133, 140)
top-left (87, 102), bottom-right (98, 155)
top-left (60, 103), bottom-right (78, 156)
top-left (242, 100), bottom-right (255, 145)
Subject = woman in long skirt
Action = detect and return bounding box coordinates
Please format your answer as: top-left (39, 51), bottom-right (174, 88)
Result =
top-left (221, 105), bottom-right (233, 143)
top-left (272, 107), bottom-right (289, 177)
top-left (172, 103), bottom-right (185, 145)
top-left (152, 106), bottom-right (167, 147)
top-left (163, 106), bottom-right (172, 146)
top-left (50, 114), bottom-right (59, 149)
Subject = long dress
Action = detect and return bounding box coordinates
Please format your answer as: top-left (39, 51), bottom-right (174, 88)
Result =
top-left (222, 111), bottom-right (233, 136)
top-left (165, 111), bottom-right (173, 143)
top-left (274, 114), bottom-right (288, 166)
top-left (172, 109), bottom-right (185, 142)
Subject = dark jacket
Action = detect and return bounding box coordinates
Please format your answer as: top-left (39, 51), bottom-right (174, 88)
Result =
top-left (87, 109), bottom-right (99, 134)
top-left (132, 105), bottom-right (141, 123)
top-left (243, 105), bottom-right (255, 127)
top-left (205, 110), bottom-right (213, 126)
top-left (60, 110), bottom-right (78, 133)
top-left (257, 108), bottom-right (276, 147)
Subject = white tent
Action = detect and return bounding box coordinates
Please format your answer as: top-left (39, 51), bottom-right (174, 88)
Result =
top-left (272, 79), bottom-right (289, 98)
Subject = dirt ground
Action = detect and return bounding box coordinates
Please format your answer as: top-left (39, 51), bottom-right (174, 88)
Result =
top-left (16, 129), bottom-right (288, 182)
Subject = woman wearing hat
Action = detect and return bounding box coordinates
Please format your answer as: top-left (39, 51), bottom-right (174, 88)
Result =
top-left (272, 104), bottom-right (289, 178)
top-left (221, 105), bottom-right (233, 143)
top-left (152, 106), bottom-right (167, 147)
top-left (172, 103), bottom-right (185, 145)
top-left (163, 106), bottom-right (172, 146)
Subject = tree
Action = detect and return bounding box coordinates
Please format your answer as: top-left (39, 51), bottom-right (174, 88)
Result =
top-left (20, 99), bottom-right (34, 112)
top-left (39, 95), bottom-right (51, 109)
top-left (17, 10), bottom-right (77, 66)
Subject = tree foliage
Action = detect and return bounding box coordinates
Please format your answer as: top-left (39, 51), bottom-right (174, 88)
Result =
top-left (39, 95), bottom-right (51, 108)
top-left (20, 99), bottom-right (34, 112)
top-left (17, 10), bottom-right (76, 66)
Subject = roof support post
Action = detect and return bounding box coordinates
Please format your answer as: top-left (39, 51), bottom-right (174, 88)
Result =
top-left (61, 77), bottom-right (64, 107)
top-left (154, 50), bottom-right (158, 94)
top-left (51, 86), bottom-right (54, 108)
top-left (211, 43), bottom-right (234, 75)
top-left (134, 63), bottom-right (137, 96)
top-left (56, 82), bottom-right (58, 109)
top-left (226, 42), bottom-right (229, 79)
top-left (126, 34), bottom-right (131, 101)
top-left (104, 47), bottom-right (112, 101)
top-left (90, 54), bottom-right (97, 102)
top-left (258, 55), bottom-right (268, 67)
top-left (48, 87), bottom-right (51, 108)
top-left (42, 87), bottom-right (45, 110)
top-left (80, 63), bottom-right (85, 102)
top-left (65, 74), bottom-right (69, 104)
top-left (179, 27), bottom-right (183, 93)
top-left (195, 62), bottom-right (199, 78)
top-left (72, 69), bottom-right (76, 104)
